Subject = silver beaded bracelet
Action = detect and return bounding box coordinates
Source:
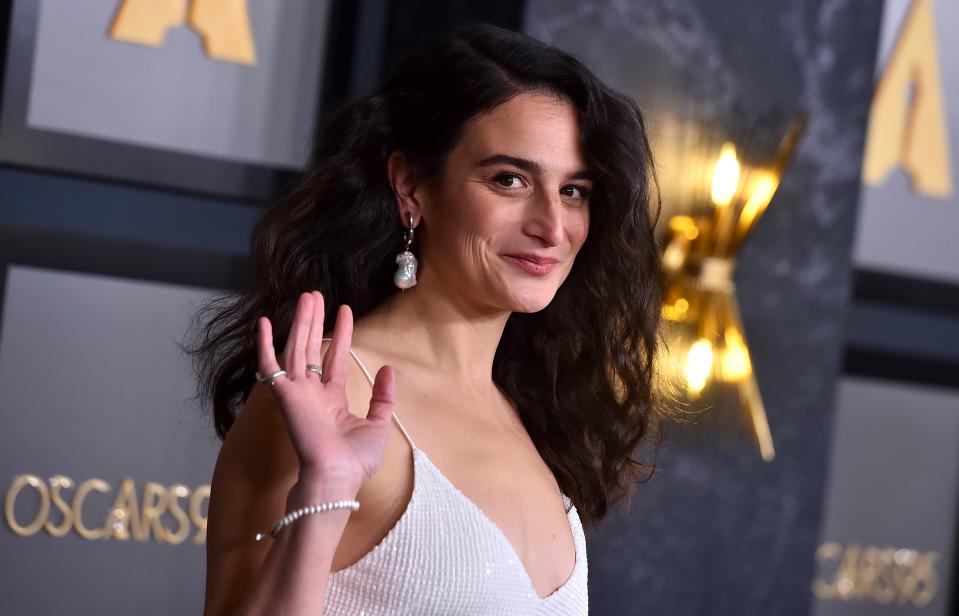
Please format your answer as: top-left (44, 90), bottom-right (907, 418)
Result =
top-left (255, 499), bottom-right (360, 541)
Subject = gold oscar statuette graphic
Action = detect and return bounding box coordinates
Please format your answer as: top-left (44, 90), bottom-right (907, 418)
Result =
top-left (862, 0), bottom-right (953, 198)
top-left (812, 542), bottom-right (940, 606)
top-left (4, 473), bottom-right (209, 545)
top-left (109, 0), bottom-right (256, 66)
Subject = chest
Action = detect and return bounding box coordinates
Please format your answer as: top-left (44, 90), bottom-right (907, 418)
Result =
top-left (404, 396), bottom-right (577, 588)
top-left (324, 447), bottom-right (589, 615)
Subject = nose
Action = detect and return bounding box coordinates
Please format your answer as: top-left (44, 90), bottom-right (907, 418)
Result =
top-left (523, 190), bottom-right (565, 247)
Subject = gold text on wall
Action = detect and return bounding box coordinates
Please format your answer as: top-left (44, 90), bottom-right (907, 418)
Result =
top-left (4, 474), bottom-right (209, 545)
top-left (812, 541), bottom-right (940, 606)
top-left (109, 0), bottom-right (256, 66)
top-left (862, 0), bottom-right (953, 198)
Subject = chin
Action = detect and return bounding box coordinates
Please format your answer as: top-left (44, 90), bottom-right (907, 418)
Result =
top-left (504, 287), bottom-right (558, 313)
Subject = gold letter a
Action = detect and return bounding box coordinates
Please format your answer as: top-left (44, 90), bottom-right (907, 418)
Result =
top-left (862, 0), bottom-right (952, 198)
top-left (109, 0), bottom-right (256, 66)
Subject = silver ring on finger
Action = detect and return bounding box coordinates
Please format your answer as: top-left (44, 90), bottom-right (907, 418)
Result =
top-left (306, 364), bottom-right (324, 378)
top-left (256, 369), bottom-right (288, 387)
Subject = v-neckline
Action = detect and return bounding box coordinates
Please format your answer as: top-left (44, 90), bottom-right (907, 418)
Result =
top-left (413, 446), bottom-right (580, 602)
top-left (342, 346), bottom-right (581, 600)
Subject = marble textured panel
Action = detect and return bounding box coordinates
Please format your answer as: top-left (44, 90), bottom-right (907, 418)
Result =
top-left (524, 1), bottom-right (883, 614)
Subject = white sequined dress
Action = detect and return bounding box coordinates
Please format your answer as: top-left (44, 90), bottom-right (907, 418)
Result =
top-left (320, 347), bottom-right (590, 615)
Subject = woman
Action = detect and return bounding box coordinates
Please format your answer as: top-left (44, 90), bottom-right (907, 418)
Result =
top-left (188, 22), bottom-right (665, 615)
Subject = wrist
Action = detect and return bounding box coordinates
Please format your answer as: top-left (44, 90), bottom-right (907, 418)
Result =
top-left (255, 483), bottom-right (357, 542)
top-left (287, 476), bottom-right (360, 510)
top-left (297, 466), bottom-right (362, 495)
top-left (270, 481), bottom-right (358, 541)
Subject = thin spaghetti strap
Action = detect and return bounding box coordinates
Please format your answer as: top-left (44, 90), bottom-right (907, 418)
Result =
top-left (321, 338), bottom-right (417, 451)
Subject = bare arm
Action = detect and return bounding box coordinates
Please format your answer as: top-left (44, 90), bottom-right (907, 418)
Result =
top-left (229, 477), bottom-right (357, 615)
top-left (202, 292), bottom-right (394, 615)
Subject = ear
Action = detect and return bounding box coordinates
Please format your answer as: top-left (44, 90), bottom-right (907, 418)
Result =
top-left (386, 150), bottom-right (425, 228)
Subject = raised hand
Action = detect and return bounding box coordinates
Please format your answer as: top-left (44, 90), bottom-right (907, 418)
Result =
top-left (255, 291), bottom-right (395, 492)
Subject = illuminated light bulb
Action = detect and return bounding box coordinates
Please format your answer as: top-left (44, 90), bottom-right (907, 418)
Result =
top-left (668, 215), bottom-right (700, 239)
top-left (669, 215), bottom-right (696, 230)
top-left (741, 171), bottom-right (779, 229)
top-left (662, 240), bottom-right (687, 272)
top-left (710, 142), bottom-right (740, 206)
top-left (719, 327), bottom-right (751, 381)
top-left (661, 298), bottom-right (691, 321)
top-left (685, 338), bottom-right (714, 393)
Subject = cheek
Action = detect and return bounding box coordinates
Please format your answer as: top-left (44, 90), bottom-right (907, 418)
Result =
top-left (438, 196), bottom-right (505, 266)
top-left (569, 211), bottom-right (590, 251)
top-left (460, 200), bottom-right (512, 249)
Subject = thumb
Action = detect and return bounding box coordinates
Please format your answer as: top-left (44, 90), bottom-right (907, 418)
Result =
top-left (366, 364), bottom-right (396, 426)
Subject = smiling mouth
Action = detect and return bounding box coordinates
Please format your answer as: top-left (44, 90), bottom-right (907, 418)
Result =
top-left (502, 255), bottom-right (558, 276)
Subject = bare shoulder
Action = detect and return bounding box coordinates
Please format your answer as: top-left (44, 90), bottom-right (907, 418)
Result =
top-left (325, 337), bottom-right (416, 572)
top-left (203, 374), bottom-right (296, 615)
top-left (202, 339), bottom-right (411, 614)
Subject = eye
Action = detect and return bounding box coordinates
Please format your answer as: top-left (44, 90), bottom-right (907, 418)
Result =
top-left (492, 172), bottom-right (527, 189)
top-left (561, 184), bottom-right (592, 202)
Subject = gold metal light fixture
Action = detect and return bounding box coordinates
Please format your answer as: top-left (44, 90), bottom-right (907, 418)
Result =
top-left (657, 112), bottom-right (806, 462)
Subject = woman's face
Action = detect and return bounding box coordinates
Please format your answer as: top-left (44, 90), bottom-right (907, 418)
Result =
top-left (416, 92), bottom-right (593, 314)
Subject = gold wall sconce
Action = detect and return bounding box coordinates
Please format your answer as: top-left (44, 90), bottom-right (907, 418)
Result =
top-left (658, 112), bottom-right (807, 462)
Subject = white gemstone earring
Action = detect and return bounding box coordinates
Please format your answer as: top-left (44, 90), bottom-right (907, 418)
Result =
top-left (393, 212), bottom-right (418, 290)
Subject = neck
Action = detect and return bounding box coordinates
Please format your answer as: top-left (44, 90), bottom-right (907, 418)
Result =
top-left (355, 277), bottom-right (510, 393)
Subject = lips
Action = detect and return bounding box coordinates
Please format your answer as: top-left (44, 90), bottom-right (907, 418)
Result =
top-left (502, 254), bottom-right (559, 276)
top-left (503, 253), bottom-right (559, 265)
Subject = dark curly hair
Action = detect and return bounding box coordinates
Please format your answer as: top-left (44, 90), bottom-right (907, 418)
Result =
top-left (185, 22), bottom-right (667, 528)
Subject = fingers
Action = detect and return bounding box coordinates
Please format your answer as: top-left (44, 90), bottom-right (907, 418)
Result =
top-left (255, 317), bottom-right (287, 390)
top-left (305, 291), bottom-right (326, 382)
top-left (323, 304), bottom-right (353, 388)
top-left (283, 292), bottom-right (313, 379)
top-left (366, 364), bottom-right (396, 426)
top-left (273, 292), bottom-right (351, 388)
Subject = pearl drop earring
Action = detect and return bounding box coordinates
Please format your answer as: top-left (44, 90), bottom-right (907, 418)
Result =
top-left (393, 212), bottom-right (418, 290)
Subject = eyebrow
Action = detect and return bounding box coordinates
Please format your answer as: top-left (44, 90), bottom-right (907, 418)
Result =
top-left (476, 154), bottom-right (594, 181)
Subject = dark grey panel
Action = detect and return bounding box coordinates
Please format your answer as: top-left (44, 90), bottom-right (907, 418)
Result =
top-left (0, 167), bottom-right (259, 258)
top-left (523, 1), bottom-right (883, 614)
top-left (0, 265), bottom-right (221, 615)
top-left (0, 0), bottom-right (331, 200)
top-left (28, 0), bottom-right (329, 167)
top-left (811, 377), bottom-right (959, 615)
